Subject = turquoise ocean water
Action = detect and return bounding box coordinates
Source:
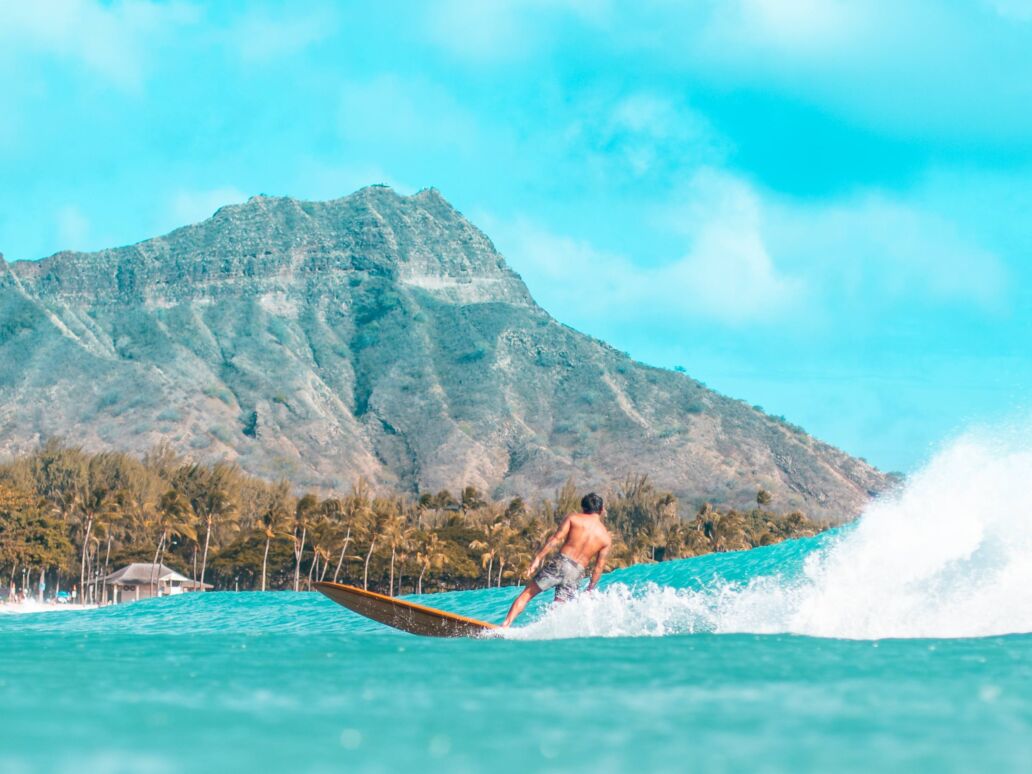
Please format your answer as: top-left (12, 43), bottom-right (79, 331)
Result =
top-left (2, 434), bottom-right (1031, 772)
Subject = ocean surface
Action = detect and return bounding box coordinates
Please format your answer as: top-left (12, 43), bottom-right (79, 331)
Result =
top-left (2, 433), bottom-right (1031, 773)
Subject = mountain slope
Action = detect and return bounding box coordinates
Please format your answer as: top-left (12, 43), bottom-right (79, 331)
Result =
top-left (0, 186), bottom-right (889, 520)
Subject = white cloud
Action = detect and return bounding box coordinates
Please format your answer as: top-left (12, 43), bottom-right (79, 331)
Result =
top-left (985, 0), bottom-right (1032, 22)
top-left (0, 0), bottom-right (199, 89)
top-left (485, 170), bottom-right (805, 327)
top-left (56, 205), bottom-right (91, 250)
top-left (609, 93), bottom-right (681, 135)
top-left (659, 170), bottom-right (806, 320)
top-left (701, 0), bottom-right (868, 57)
top-left (229, 6), bottom-right (337, 63)
top-left (486, 167), bottom-right (1008, 334)
top-left (767, 190), bottom-right (1008, 309)
top-left (335, 79), bottom-right (723, 195)
top-left (679, 170), bottom-right (1008, 312)
top-left (493, 219), bottom-right (803, 328)
top-left (424, 0), bottom-right (609, 62)
top-left (337, 76), bottom-right (481, 150)
top-left (422, 2), bottom-right (1032, 142)
top-left (168, 186), bottom-right (248, 228)
top-left (564, 91), bottom-right (726, 182)
top-left (693, 2), bottom-right (1032, 141)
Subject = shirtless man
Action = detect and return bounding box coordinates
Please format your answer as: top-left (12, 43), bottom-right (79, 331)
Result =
top-left (501, 492), bottom-right (612, 628)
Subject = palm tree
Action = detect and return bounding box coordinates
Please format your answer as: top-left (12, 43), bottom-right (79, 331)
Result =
top-left (81, 451), bottom-right (154, 601)
top-left (104, 462), bottom-right (162, 601)
top-left (667, 521), bottom-right (710, 559)
top-left (93, 492), bottom-right (130, 603)
top-left (87, 491), bottom-right (125, 606)
top-left (640, 523), bottom-right (670, 562)
top-left (361, 497), bottom-right (397, 591)
top-left (75, 461), bottom-right (111, 603)
top-left (22, 441), bottom-right (88, 597)
top-left (394, 531), bottom-right (416, 596)
top-left (306, 514), bottom-right (338, 589)
top-left (361, 516), bottom-right (378, 591)
top-left (506, 545), bottom-right (534, 587)
top-left (84, 531), bottom-right (102, 603)
top-left (317, 497), bottom-right (350, 582)
top-left (493, 523), bottom-right (518, 587)
top-left (416, 532), bottom-right (448, 594)
top-left (710, 511), bottom-right (748, 552)
top-left (469, 518), bottom-right (511, 588)
top-left (178, 463), bottom-right (240, 591)
top-left (519, 513), bottom-right (556, 555)
top-left (256, 481), bottom-right (291, 592)
top-left (468, 537), bottom-right (494, 588)
top-left (151, 490), bottom-right (197, 595)
top-left (380, 509), bottom-right (415, 597)
top-left (329, 481), bottom-right (372, 584)
top-left (315, 545), bottom-right (332, 583)
top-left (330, 525), bottom-right (353, 584)
top-left (292, 493), bottom-right (318, 592)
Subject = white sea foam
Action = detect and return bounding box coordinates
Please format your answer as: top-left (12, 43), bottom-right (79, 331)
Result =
top-left (508, 427), bottom-right (1032, 641)
top-left (0, 601), bottom-right (96, 615)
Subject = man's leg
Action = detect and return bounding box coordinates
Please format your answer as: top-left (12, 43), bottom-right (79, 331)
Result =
top-left (502, 581), bottom-right (542, 627)
top-left (554, 579), bottom-right (580, 604)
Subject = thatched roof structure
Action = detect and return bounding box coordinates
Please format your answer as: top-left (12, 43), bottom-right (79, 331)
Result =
top-left (104, 563), bottom-right (211, 589)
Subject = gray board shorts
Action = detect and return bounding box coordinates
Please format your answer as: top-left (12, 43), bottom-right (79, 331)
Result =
top-left (534, 554), bottom-right (586, 602)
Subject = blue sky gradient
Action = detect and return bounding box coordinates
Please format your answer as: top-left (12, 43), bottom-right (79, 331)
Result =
top-left (1, 1), bottom-right (1030, 472)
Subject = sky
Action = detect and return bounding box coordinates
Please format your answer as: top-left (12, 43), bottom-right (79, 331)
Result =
top-left (1, 0), bottom-right (1030, 473)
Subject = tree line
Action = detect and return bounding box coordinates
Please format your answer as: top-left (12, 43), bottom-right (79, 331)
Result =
top-left (0, 441), bottom-right (827, 601)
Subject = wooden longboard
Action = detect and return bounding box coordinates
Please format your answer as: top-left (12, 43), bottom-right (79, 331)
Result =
top-left (313, 581), bottom-right (498, 638)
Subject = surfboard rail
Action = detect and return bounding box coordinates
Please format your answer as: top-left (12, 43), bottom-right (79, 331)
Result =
top-left (313, 581), bottom-right (498, 638)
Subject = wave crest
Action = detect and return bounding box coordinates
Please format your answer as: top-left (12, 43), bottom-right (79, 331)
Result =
top-left (507, 430), bottom-right (1032, 640)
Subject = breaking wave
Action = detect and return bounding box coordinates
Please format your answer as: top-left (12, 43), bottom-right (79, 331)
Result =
top-left (508, 428), bottom-right (1032, 641)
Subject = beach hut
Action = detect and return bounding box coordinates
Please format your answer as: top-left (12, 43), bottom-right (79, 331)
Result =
top-left (103, 563), bottom-right (212, 604)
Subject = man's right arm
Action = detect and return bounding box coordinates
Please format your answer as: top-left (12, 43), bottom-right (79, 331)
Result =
top-left (527, 516), bottom-right (572, 577)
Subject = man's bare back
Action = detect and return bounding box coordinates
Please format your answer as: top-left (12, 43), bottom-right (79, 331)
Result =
top-left (501, 492), bottom-right (612, 627)
top-left (550, 512), bottom-right (612, 570)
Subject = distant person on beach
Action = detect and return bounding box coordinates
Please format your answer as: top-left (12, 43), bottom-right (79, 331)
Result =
top-left (501, 492), bottom-right (612, 628)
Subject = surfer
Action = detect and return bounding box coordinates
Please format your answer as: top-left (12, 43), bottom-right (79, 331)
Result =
top-left (501, 492), bottom-right (612, 627)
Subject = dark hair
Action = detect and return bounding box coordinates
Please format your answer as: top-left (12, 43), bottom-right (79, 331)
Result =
top-left (581, 492), bottom-right (604, 514)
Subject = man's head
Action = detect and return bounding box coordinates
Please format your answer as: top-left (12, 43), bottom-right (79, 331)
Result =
top-left (581, 492), bottom-right (604, 515)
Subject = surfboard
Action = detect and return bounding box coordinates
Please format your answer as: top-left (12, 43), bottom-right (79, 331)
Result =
top-left (313, 581), bottom-right (498, 638)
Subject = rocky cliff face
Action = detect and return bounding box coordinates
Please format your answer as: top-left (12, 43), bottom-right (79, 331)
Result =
top-left (0, 186), bottom-right (890, 520)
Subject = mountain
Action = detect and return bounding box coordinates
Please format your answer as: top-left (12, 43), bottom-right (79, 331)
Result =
top-left (0, 186), bottom-right (889, 520)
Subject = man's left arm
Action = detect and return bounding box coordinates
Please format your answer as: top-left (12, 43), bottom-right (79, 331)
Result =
top-left (587, 543), bottom-right (611, 591)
